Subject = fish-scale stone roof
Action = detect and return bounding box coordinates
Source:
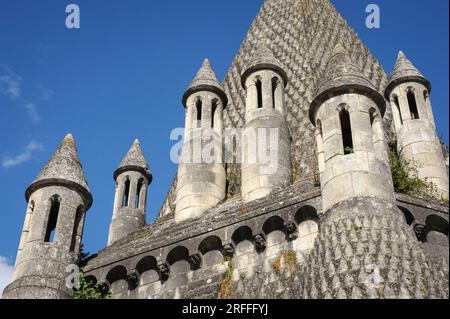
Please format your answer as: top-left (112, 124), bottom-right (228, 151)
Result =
top-left (310, 43), bottom-right (385, 124)
top-left (182, 59), bottom-right (228, 108)
top-left (385, 51), bottom-right (431, 99)
top-left (158, 0), bottom-right (391, 219)
top-left (241, 41), bottom-right (288, 87)
top-left (114, 139), bottom-right (152, 182)
top-left (25, 134), bottom-right (92, 208)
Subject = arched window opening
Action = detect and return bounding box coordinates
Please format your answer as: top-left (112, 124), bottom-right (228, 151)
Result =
top-left (256, 79), bottom-right (263, 109)
top-left (28, 201), bottom-right (35, 214)
top-left (211, 100), bottom-right (218, 128)
top-left (272, 77), bottom-right (278, 110)
top-left (423, 90), bottom-right (432, 120)
top-left (231, 226), bottom-right (253, 246)
top-left (19, 201), bottom-right (35, 251)
top-left (316, 120), bottom-right (323, 139)
top-left (45, 198), bottom-right (60, 243)
top-left (399, 206), bottom-right (415, 226)
top-left (70, 206), bottom-right (84, 252)
top-left (369, 108), bottom-right (376, 127)
top-left (339, 108), bottom-right (354, 155)
top-left (393, 95), bottom-right (403, 125)
top-left (407, 90), bottom-right (419, 120)
top-left (136, 179), bottom-right (144, 209)
top-left (196, 99), bottom-right (202, 127)
top-left (122, 179), bottom-right (130, 207)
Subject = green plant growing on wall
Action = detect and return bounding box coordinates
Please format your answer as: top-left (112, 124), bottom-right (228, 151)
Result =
top-left (292, 165), bottom-right (301, 182)
top-left (389, 141), bottom-right (448, 206)
top-left (74, 245), bottom-right (111, 299)
top-left (344, 147), bottom-right (354, 155)
top-left (273, 251), bottom-right (297, 274)
top-left (74, 270), bottom-right (111, 300)
top-left (218, 257), bottom-right (235, 299)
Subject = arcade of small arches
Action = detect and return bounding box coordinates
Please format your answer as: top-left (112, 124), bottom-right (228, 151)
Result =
top-left (85, 204), bottom-right (320, 295)
top-left (399, 206), bottom-right (449, 244)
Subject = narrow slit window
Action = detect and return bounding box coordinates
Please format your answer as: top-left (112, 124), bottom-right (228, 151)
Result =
top-left (136, 179), bottom-right (144, 209)
top-left (339, 108), bottom-right (354, 155)
top-left (45, 198), bottom-right (60, 243)
top-left (369, 109), bottom-right (376, 127)
top-left (407, 90), bottom-right (419, 120)
top-left (393, 96), bottom-right (403, 125)
top-left (122, 179), bottom-right (130, 207)
top-left (196, 99), bottom-right (202, 127)
top-left (256, 79), bottom-right (263, 109)
top-left (70, 206), bottom-right (83, 252)
top-left (211, 100), bottom-right (218, 128)
top-left (272, 78), bottom-right (278, 109)
top-left (317, 120), bottom-right (323, 139)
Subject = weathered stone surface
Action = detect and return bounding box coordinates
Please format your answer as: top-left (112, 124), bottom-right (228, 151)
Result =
top-left (4, 0), bottom-right (448, 300)
top-left (3, 135), bottom-right (91, 299)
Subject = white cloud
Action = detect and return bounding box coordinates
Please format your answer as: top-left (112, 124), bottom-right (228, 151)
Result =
top-left (0, 65), bottom-right (22, 100)
top-left (2, 140), bottom-right (44, 169)
top-left (0, 256), bottom-right (13, 296)
top-left (25, 103), bottom-right (41, 124)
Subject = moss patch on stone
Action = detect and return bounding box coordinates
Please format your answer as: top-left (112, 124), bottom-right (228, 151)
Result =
top-left (218, 257), bottom-right (235, 299)
top-left (273, 250), bottom-right (297, 274)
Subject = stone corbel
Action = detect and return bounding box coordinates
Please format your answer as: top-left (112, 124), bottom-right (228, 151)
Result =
top-left (285, 222), bottom-right (298, 240)
top-left (222, 243), bottom-right (235, 258)
top-left (98, 280), bottom-right (111, 294)
top-left (413, 223), bottom-right (426, 242)
top-left (189, 254), bottom-right (202, 270)
top-left (157, 262), bottom-right (170, 281)
top-left (126, 271), bottom-right (139, 288)
top-left (253, 234), bottom-right (266, 252)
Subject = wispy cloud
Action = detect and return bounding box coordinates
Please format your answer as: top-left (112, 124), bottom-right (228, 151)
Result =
top-left (0, 256), bottom-right (13, 295)
top-left (25, 103), bottom-right (41, 124)
top-left (41, 88), bottom-right (53, 101)
top-left (2, 140), bottom-right (44, 169)
top-left (0, 65), bottom-right (22, 100)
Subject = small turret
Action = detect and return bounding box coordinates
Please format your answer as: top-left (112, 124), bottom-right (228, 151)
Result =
top-left (385, 51), bottom-right (448, 200)
top-left (3, 134), bottom-right (92, 299)
top-left (310, 44), bottom-right (394, 211)
top-left (240, 42), bottom-right (292, 202)
top-left (175, 59), bottom-right (227, 223)
top-left (108, 139), bottom-right (152, 245)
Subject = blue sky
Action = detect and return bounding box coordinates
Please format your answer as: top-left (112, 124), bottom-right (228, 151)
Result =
top-left (0, 0), bottom-right (448, 286)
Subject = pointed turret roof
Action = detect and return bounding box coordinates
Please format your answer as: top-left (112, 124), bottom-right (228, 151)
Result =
top-left (114, 139), bottom-right (152, 182)
top-left (241, 41), bottom-right (288, 87)
top-left (385, 51), bottom-right (431, 99)
top-left (182, 59), bottom-right (228, 108)
top-left (310, 44), bottom-right (385, 124)
top-left (158, 0), bottom-right (393, 219)
top-left (25, 134), bottom-right (92, 207)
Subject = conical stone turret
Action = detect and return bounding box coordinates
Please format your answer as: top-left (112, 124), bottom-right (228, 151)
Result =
top-left (384, 51), bottom-right (448, 200)
top-left (385, 51), bottom-right (431, 99)
top-left (240, 41), bottom-right (292, 202)
top-left (304, 45), bottom-right (449, 299)
top-left (3, 134), bottom-right (92, 299)
top-left (175, 59), bottom-right (227, 223)
top-left (108, 139), bottom-right (152, 245)
top-left (25, 133), bottom-right (92, 207)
